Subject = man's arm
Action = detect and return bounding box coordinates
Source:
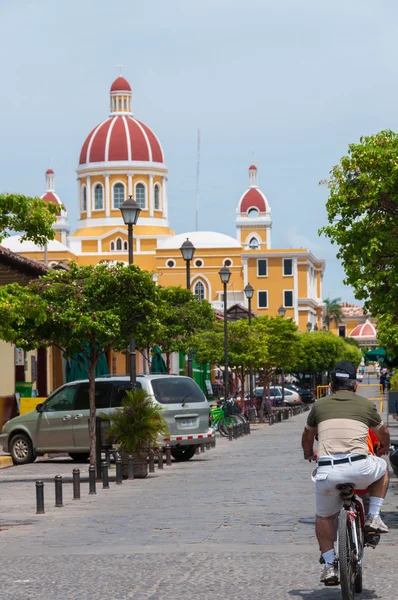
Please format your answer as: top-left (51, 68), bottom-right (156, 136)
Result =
top-left (371, 423), bottom-right (390, 454)
top-left (302, 426), bottom-right (317, 461)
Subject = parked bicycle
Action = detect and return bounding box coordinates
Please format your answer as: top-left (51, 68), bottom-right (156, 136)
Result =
top-left (209, 398), bottom-right (248, 436)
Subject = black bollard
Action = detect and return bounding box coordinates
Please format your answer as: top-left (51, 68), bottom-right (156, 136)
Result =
top-left (128, 455), bottom-right (134, 480)
top-left (200, 443), bottom-right (205, 453)
top-left (165, 445), bottom-right (172, 466)
top-left (54, 475), bottom-right (63, 507)
top-left (73, 468), bottom-right (81, 500)
top-left (206, 442), bottom-right (211, 450)
top-left (115, 456), bottom-right (123, 484)
top-left (158, 449), bottom-right (164, 470)
top-left (233, 425), bottom-right (238, 439)
top-left (102, 461), bottom-right (109, 489)
top-left (36, 481), bottom-right (45, 514)
top-left (195, 446), bottom-right (200, 455)
top-left (228, 426), bottom-right (233, 441)
top-left (105, 448), bottom-right (111, 467)
top-left (89, 465), bottom-right (96, 495)
top-left (148, 450), bottom-right (155, 473)
top-left (247, 420), bottom-right (251, 434)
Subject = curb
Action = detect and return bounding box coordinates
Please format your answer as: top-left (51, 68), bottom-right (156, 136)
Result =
top-left (0, 456), bottom-right (13, 470)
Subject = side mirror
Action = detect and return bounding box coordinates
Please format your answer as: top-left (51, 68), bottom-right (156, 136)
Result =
top-left (36, 403), bottom-right (45, 413)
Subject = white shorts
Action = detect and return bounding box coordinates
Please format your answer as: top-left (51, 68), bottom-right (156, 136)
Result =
top-left (314, 455), bottom-right (387, 517)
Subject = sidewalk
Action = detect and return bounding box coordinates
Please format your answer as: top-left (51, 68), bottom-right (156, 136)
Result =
top-left (0, 414), bottom-right (397, 599)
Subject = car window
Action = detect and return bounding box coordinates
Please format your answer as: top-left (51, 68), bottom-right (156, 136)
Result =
top-left (45, 386), bottom-right (76, 412)
top-left (74, 382), bottom-right (113, 411)
top-left (284, 390), bottom-right (293, 396)
top-left (269, 389), bottom-right (280, 397)
top-left (111, 381), bottom-right (142, 408)
top-left (151, 377), bottom-right (206, 405)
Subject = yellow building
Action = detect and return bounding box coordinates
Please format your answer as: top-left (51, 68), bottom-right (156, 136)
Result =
top-left (3, 75), bottom-right (326, 383)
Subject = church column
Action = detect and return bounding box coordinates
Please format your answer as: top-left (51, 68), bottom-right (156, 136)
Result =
top-left (77, 178), bottom-right (81, 215)
top-left (293, 257), bottom-right (299, 325)
top-left (162, 176), bottom-right (168, 219)
top-left (128, 173), bottom-right (133, 197)
top-left (105, 173), bottom-right (110, 217)
top-left (242, 258), bottom-right (248, 308)
top-left (86, 175), bottom-right (91, 218)
top-left (149, 175), bottom-right (154, 216)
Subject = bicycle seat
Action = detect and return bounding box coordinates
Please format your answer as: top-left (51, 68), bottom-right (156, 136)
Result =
top-left (336, 483), bottom-right (355, 501)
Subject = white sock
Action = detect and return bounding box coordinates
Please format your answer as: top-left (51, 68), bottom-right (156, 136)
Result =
top-left (368, 496), bottom-right (384, 517)
top-left (322, 549), bottom-right (335, 566)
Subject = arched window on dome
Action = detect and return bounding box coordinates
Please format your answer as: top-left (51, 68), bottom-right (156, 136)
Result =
top-left (110, 241), bottom-right (115, 251)
top-left (135, 183), bottom-right (146, 209)
top-left (94, 184), bottom-right (104, 210)
top-left (154, 184), bottom-right (161, 210)
top-left (249, 237), bottom-right (260, 250)
top-left (123, 241), bottom-right (128, 250)
top-left (113, 182), bottom-right (125, 209)
top-left (194, 281), bottom-right (206, 301)
top-left (116, 238), bottom-right (122, 251)
top-left (81, 185), bottom-right (87, 212)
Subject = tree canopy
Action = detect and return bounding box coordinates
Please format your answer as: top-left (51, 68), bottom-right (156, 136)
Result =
top-left (320, 130), bottom-right (398, 319)
top-left (0, 193), bottom-right (59, 245)
top-left (291, 331), bottom-right (362, 375)
top-left (323, 297), bottom-right (343, 331)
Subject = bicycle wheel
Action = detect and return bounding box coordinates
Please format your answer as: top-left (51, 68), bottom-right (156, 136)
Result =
top-left (338, 507), bottom-right (355, 600)
top-left (354, 508), bottom-right (364, 593)
top-left (218, 415), bottom-right (237, 436)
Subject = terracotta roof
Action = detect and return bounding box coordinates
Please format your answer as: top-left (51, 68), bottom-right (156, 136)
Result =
top-left (249, 164), bottom-right (257, 171)
top-left (240, 187), bottom-right (267, 212)
top-left (110, 76), bottom-right (131, 92)
top-left (349, 319), bottom-right (377, 340)
top-left (0, 245), bottom-right (47, 276)
top-left (340, 302), bottom-right (366, 318)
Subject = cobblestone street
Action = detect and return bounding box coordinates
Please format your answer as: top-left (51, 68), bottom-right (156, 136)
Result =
top-left (0, 413), bottom-right (397, 600)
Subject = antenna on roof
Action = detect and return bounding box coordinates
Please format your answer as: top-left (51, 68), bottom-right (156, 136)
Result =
top-left (195, 129), bottom-right (201, 231)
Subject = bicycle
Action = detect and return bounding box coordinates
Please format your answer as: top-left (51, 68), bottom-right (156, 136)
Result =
top-left (209, 402), bottom-right (238, 436)
top-left (335, 482), bottom-right (379, 599)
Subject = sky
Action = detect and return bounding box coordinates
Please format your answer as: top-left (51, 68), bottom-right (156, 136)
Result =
top-left (1, 0), bottom-right (397, 303)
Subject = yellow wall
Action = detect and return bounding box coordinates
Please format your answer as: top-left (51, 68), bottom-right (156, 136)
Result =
top-left (82, 240), bottom-right (98, 253)
top-left (0, 341), bottom-right (15, 396)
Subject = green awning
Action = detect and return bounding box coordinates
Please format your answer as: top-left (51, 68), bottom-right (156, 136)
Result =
top-left (364, 347), bottom-right (386, 361)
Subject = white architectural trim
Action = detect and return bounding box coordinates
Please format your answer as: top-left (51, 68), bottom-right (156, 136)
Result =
top-left (154, 182), bottom-right (161, 211)
top-left (163, 176), bottom-right (168, 219)
top-left (257, 289), bottom-right (268, 309)
top-left (190, 273), bottom-right (212, 301)
top-left (86, 175), bottom-right (91, 218)
top-left (127, 173), bottom-right (133, 196)
top-left (283, 257), bottom-right (294, 277)
top-left (149, 174), bottom-right (154, 217)
top-left (293, 257), bottom-right (299, 324)
top-left (244, 232), bottom-right (262, 250)
top-left (242, 258), bottom-right (248, 307)
top-left (105, 174), bottom-right (110, 217)
top-left (92, 181), bottom-right (104, 211)
top-left (84, 119), bottom-right (111, 164)
top-left (283, 289), bottom-right (294, 309)
top-left (122, 116), bottom-right (132, 161)
top-left (256, 257), bottom-right (268, 277)
top-left (76, 162), bottom-right (168, 175)
top-left (133, 120), bottom-right (152, 161)
top-left (104, 118), bottom-right (117, 161)
top-left (134, 180), bottom-right (148, 210)
top-left (76, 216), bottom-right (170, 229)
top-left (266, 224), bottom-right (272, 249)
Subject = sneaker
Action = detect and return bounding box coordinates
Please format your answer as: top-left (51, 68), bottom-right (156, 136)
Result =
top-left (365, 514), bottom-right (389, 534)
top-left (320, 564), bottom-right (339, 586)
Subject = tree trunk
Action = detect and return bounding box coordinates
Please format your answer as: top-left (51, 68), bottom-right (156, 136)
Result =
top-left (166, 352), bottom-right (171, 374)
top-left (88, 362), bottom-right (97, 467)
top-left (240, 370), bottom-right (245, 415)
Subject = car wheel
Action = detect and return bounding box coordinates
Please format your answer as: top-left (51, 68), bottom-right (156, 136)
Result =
top-left (10, 433), bottom-right (35, 465)
top-left (170, 446), bottom-right (196, 461)
top-left (68, 453), bottom-right (90, 462)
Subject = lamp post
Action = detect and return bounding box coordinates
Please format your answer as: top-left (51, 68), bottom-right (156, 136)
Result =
top-left (277, 305), bottom-right (286, 402)
top-left (180, 238), bottom-right (196, 378)
top-left (306, 322), bottom-right (312, 332)
top-left (219, 267), bottom-right (231, 400)
top-left (244, 283), bottom-right (256, 422)
top-left (120, 195), bottom-right (142, 388)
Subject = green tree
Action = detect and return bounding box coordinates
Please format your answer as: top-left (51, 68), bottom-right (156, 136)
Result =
top-left (320, 130), bottom-right (398, 318)
top-left (0, 193), bottom-right (59, 245)
top-left (0, 262), bottom-right (158, 466)
top-left (323, 297), bottom-right (343, 331)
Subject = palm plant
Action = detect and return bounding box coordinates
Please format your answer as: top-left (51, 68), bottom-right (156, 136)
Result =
top-left (107, 388), bottom-right (168, 456)
top-left (323, 297), bottom-right (344, 331)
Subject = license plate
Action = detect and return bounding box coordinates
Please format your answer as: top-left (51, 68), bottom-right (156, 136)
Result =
top-left (179, 418), bottom-right (195, 427)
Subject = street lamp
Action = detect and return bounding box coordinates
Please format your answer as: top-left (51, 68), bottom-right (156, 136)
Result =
top-left (244, 284), bottom-right (256, 422)
top-left (219, 267), bottom-right (231, 400)
top-left (278, 305), bottom-right (286, 318)
top-left (180, 238), bottom-right (196, 378)
top-left (306, 322), bottom-right (313, 332)
top-left (120, 195), bottom-right (142, 388)
top-left (313, 324), bottom-right (318, 331)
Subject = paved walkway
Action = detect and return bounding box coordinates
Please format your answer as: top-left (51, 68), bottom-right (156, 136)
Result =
top-left (0, 413), bottom-right (397, 599)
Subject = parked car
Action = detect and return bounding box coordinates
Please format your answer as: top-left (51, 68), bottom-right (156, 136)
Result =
top-left (284, 383), bottom-right (315, 404)
top-left (255, 386), bottom-right (302, 406)
top-left (0, 375), bottom-right (214, 465)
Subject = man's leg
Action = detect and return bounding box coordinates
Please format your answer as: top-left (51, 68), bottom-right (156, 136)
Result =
top-left (316, 515), bottom-right (336, 554)
top-left (366, 470), bottom-right (389, 533)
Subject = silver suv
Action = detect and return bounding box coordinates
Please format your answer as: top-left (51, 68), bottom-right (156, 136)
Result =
top-left (0, 375), bottom-right (214, 465)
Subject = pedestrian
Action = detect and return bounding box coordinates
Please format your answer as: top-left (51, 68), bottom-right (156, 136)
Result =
top-left (380, 372), bottom-right (387, 394)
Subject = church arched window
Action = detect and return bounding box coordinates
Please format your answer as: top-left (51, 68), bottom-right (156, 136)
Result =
top-left (249, 237), bottom-right (260, 250)
top-left (116, 238), bottom-right (122, 251)
top-left (82, 185), bottom-right (87, 212)
top-left (154, 184), bottom-right (161, 210)
top-left (123, 241), bottom-right (128, 250)
top-left (94, 184), bottom-right (104, 210)
top-left (194, 281), bottom-right (206, 301)
top-left (135, 183), bottom-right (146, 209)
top-left (110, 241), bottom-right (115, 251)
top-left (113, 182), bottom-right (125, 209)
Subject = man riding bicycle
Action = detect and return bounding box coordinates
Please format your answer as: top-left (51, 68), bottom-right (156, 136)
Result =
top-left (301, 360), bottom-right (390, 586)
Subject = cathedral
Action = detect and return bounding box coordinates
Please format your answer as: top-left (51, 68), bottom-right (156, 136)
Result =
top-left (4, 75), bottom-right (326, 378)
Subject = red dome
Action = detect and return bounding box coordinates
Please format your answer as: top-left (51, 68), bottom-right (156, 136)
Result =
top-left (79, 116), bottom-right (164, 165)
top-left (110, 77), bottom-right (131, 92)
top-left (46, 168), bottom-right (54, 175)
top-left (240, 188), bottom-right (267, 212)
top-left (349, 320), bottom-right (377, 340)
top-left (42, 192), bottom-right (62, 206)
top-left (249, 164), bottom-right (257, 171)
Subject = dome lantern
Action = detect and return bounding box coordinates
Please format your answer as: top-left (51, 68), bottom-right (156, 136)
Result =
top-left (45, 168), bottom-right (55, 192)
top-left (248, 164), bottom-right (258, 187)
top-left (110, 76), bottom-right (133, 116)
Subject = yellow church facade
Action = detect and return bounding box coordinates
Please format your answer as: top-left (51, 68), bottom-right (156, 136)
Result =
top-left (3, 75), bottom-right (326, 384)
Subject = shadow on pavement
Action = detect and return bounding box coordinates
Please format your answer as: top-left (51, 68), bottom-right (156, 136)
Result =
top-left (289, 588), bottom-right (380, 599)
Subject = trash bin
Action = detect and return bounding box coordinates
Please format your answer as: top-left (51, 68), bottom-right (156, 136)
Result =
top-left (15, 382), bottom-right (34, 398)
